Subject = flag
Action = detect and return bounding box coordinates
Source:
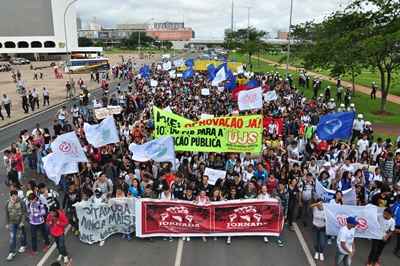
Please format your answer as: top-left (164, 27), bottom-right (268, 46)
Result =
top-left (232, 84), bottom-right (249, 101)
top-left (212, 63), bottom-right (227, 86)
top-left (84, 116), bottom-right (120, 148)
top-left (129, 136), bottom-right (175, 165)
top-left (316, 112), bottom-right (355, 140)
top-left (182, 67), bottom-right (194, 80)
top-left (185, 58), bottom-right (194, 68)
top-left (246, 79), bottom-right (259, 89)
top-left (238, 87), bottom-right (263, 111)
top-left (237, 64), bottom-right (244, 74)
top-left (264, 90), bottom-right (278, 102)
top-left (224, 70), bottom-right (237, 91)
top-left (43, 153), bottom-right (79, 184)
top-left (315, 179), bottom-right (356, 205)
top-left (139, 65), bottom-right (150, 79)
top-left (173, 59), bottom-right (184, 67)
top-left (163, 61), bottom-right (172, 71)
top-left (207, 64), bottom-right (216, 81)
top-left (51, 132), bottom-right (88, 163)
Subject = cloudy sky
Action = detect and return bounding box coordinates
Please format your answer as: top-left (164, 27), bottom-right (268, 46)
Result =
top-left (76, 0), bottom-right (351, 39)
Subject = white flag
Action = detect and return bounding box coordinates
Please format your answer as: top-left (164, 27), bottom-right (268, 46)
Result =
top-left (264, 90), bottom-right (278, 102)
top-left (163, 61), bottom-right (172, 71)
top-left (324, 203), bottom-right (383, 239)
top-left (173, 59), bottom-right (184, 67)
top-left (315, 179), bottom-right (356, 205)
top-left (211, 66), bottom-right (227, 86)
top-left (238, 87), bottom-right (263, 111)
top-left (84, 116), bottom-right (120, 148)
top-left (129, 136), bottom-right (175, 164)
top-left (237, 64), bottom-right (244, 74)
top-left (51, 132), bottom-right (88, 163)
top-left (43, 153), bottom-right (79, 184)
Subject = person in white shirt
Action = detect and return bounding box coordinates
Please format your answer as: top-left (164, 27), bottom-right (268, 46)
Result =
top-left (352, 114), bottom-right (365, 142)
top-left (56, 106), bottom-right (67, 127)
top-left (357, 134), bottom-right (370, 159)
top-left (311, 200), bottom-right (326, 261)
top-left (335, 216), bottom-right (357, 266)
top-left (367, 208), bottom-right (395, 266)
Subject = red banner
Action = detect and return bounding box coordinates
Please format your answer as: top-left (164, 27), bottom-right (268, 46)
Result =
top-left (263, 117), bottom-right (284, 136)
top-left (135, 199), bottom-right (283, 237)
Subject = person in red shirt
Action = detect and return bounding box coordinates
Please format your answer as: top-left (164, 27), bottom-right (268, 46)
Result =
top-left (46, 207), bottom-right (69, 264)
top-left (11, 148), bottom-right (24, 181)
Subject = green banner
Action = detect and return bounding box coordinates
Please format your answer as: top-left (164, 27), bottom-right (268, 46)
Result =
top-left (153, 107), bottom-right (263, 153)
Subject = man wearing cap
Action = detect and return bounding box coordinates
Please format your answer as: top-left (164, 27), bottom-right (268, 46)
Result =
top-left (335, 216), bottom-right (358, 266)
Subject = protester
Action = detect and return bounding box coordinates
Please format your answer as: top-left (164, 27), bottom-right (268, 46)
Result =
top-left (27, 193), bottom-right (50, 255)
top-left (335, 216), bottom-right (357, 266)
top-left (46, 205), bottom-right (69, 264)
top-left (310, 200), bottom-right (326, 261)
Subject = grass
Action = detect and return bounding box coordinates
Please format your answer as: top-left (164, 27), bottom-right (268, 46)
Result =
top-left (230, 52), bottom-right (400, 140)
top-left (259, 52), bottom-right (400, 97)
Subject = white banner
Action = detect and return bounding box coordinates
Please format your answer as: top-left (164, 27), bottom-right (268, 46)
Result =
top-left (204, 168), bottom-right (226, 185)
top-left (50, 132), bottom-right (88, 163)
top-left (324, 203), bottom-right (383, 239)
top-left (75, 198), bottom-right (135, 244)
top-left (43, 153), bottom-right (79, 184)
top-left (163, 61), bottom-right (172, 71)
top-left (84, 116), bottom-right (120, 148)
top-left (201, 88), bottom-right (210, 96)
top-left (200, 113), bottom-right (214, 119)
top-left (238, 87), bottom-right (263, 111)
top-left (315, 179), bottom-right (356, 205)
top-left (129, 136), bottom-right (175, 164)
top-left (264, 90), bottom-right (278, 102)
top-left (94, 106), bottom-right (122, 120)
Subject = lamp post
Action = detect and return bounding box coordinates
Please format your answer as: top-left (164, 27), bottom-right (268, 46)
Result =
top-left (64, 0), bottom-right (79, 71)
top-left (285, 0), bottom-right (294, 78)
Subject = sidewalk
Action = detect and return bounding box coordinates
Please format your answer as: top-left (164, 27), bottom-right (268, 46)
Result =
top-left (253, 56), bottom-right (400, 105)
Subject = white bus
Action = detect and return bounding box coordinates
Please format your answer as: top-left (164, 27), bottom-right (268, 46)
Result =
top-left (64, 57), bottom-right (110, 74)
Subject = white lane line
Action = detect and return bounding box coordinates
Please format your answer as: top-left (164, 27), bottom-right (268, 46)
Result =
top-left (293, 223), bottom-right (316, 266)
top-left (174, 239), bottom-right (184, 266)
top-left (37, 224), bottom-right (71, 266)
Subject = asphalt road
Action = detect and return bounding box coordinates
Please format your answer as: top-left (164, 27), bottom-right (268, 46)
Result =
top-left (0, 55), bottom-right (399, 266)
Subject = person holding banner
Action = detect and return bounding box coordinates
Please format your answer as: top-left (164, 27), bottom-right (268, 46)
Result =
top-left (335, 216), bottom-right (358, 266)
top-left (367, 208), bottom-right (395, 266)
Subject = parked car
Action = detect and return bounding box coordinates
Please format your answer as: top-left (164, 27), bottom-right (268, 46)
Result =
top-left (10, 57), bottom-right (30, 65)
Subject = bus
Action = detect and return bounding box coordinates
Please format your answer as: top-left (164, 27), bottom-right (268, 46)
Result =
top-left (64, 57), bottom-right (110, 74)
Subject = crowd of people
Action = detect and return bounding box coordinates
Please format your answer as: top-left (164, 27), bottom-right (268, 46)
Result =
top-left (2, 55), bottom-right (400, 266)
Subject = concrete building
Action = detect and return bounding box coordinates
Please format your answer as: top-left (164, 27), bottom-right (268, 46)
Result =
top-left (146, 22), bottom-right (194, 42)
top-left (277, 31), bottom-right (289, 40)
top-left (0, 0), bottom-right (101, 56)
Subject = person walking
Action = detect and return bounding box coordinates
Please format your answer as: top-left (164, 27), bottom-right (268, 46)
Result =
top-left (27, 193), bottom-right (50, 255)
top-left (5, 190), bottom-right (27, 261)
top-left (21, 90), bottom-right (29, 113)
top-left (32, 88), bottom-right (39, 110)
top-left (0, 102), bottom-right (4, 120)
top-left (43, 87), bottom-right (50, 107)
top-left (335, 216), bottom-right (358, 266)
top-left (2, 94), bottom-right (12, 118)
top-left (310, 200), bottom-right (326, 261)
top-left (371, 82), bottom-right (377, 100)
top-left (46, 206), bottom-right (70, 264)
top-left (367, 208), bottom-right (395, 266)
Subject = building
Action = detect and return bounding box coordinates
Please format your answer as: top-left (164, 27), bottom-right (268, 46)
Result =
top-left (146, 22), bottom-right (194, 42)
top-left (0, 0), bottom-right (102, 57)
top-left (277, 31), bottom-right (289, 40)
top-left (76, 16), bottom-right (82, 31)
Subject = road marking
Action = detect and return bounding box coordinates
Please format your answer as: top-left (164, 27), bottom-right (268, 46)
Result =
top-left (293, 223), bottom-right (316, 266)
top-left (174, 239), bottom-right (184, 266)
top-left (37, 225), bottom-right (71, 266)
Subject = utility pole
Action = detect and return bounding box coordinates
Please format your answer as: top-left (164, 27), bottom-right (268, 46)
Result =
top-left (231, 0), bottom-right (234, 32)
top-left (246, 7), bottom-right (251, 67)
top-left (285, 0), bottom-right (294, 78)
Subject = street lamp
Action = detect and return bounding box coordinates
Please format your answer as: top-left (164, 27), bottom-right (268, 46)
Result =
top-left (285, 0), bottom-right (294, 78)
top-left (64, 0), bottom-right (79, 70)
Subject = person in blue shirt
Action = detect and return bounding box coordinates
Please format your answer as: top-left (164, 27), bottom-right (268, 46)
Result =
top-left (254, 163), bottom-right (268, 185)
top-left (128, 179), bottom-right (142, 198)
top-left (392, 195), bottom-right (400, 257)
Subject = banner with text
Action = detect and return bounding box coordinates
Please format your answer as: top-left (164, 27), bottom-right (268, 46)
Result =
top-left (152, 107), bottom-right (263, 153)
top-left (135, 199), bottom-right (283, 237)
top-left (75, 198), bottom-right (135, 244)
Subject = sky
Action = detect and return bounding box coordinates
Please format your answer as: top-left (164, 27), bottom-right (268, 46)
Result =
top-left (76, 0), bottom-right (351, 39)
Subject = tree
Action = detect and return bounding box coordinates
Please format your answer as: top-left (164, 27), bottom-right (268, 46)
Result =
top-left (292, 0), bottom-right (400, 112)
top-left (78, 37), bottom-right (94, 47)
top-left (121, 32), bottom-right (155, 49)
top-left (224, 27), bottom-right (267, 69)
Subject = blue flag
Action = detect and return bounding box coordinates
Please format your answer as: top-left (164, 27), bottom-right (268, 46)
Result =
top-left (207, 64), bottom-right (216, 81)
top-left (224, 70), bottom-right (237, 90)
top-left (183, 67), bottom-right (194, 80)
top-left (139, 65), bottom-right (150, 79)
top-left (316, 112), bottom-right (355, 140)
top-left (185, 58), bottom-right (194, 68)
top-left (246, 79), bottom-right (259, 89)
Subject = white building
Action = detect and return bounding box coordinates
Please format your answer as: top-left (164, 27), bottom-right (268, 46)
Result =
top-left (0, 0), bottom-right (101, 55)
